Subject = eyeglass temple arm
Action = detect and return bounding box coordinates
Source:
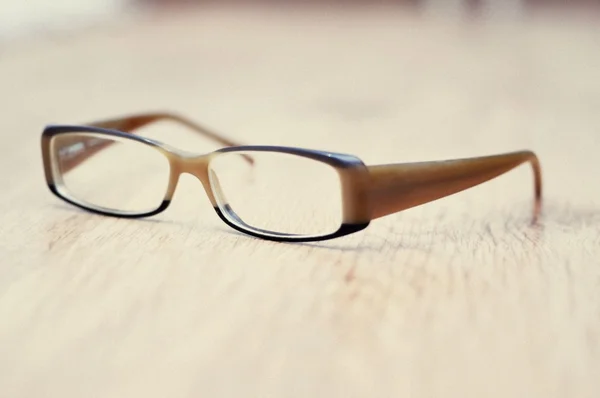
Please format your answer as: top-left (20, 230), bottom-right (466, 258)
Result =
top-left (366, 150), bottom-right (542, 220)
top-left (90, 112), bottom-right (245, 148)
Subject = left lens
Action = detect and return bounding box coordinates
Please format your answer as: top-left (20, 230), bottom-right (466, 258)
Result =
top-left (51, 132), bottom-right (170, 214)
top-left (208, 150), bottom-right (343, 238)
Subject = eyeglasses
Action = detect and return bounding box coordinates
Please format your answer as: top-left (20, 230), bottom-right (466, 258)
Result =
top-left (41, 112), bottom-right (542, 242)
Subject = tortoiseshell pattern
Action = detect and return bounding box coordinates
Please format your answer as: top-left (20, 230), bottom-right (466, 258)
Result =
top-left (41, 112), bottom-right (543, 242)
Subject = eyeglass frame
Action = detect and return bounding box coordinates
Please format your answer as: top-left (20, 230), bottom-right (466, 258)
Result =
top-left (41, 112), bottom-right (542, 243)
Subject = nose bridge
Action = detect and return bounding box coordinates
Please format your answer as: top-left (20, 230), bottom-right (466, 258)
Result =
top-left (176, 155), bottom-right (218, 205)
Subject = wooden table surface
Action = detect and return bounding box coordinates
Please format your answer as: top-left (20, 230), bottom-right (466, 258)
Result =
top-left (1, 6), bottom-right (599, 398)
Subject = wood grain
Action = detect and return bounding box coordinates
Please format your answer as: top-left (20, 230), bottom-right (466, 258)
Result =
top-left (0, 6), bottom-right (599, 398)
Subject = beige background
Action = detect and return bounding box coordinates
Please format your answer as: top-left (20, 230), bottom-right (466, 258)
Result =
top-left (0, 5), bottom-right (599, 398)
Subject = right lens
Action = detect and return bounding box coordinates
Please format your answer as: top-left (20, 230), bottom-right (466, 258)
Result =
top-left (208, 150), bottom-right (343, 238)
top-left (51, 133), bottom-right (170, 214)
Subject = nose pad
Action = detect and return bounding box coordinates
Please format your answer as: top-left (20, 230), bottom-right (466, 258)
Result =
top-left (208, 169), bottom-right (228, 209)
top-left (209, 169), bottom-right (247, 227)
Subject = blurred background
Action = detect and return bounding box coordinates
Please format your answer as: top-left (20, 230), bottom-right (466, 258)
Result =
top-left (1, 0), bottom-right (599, 42)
